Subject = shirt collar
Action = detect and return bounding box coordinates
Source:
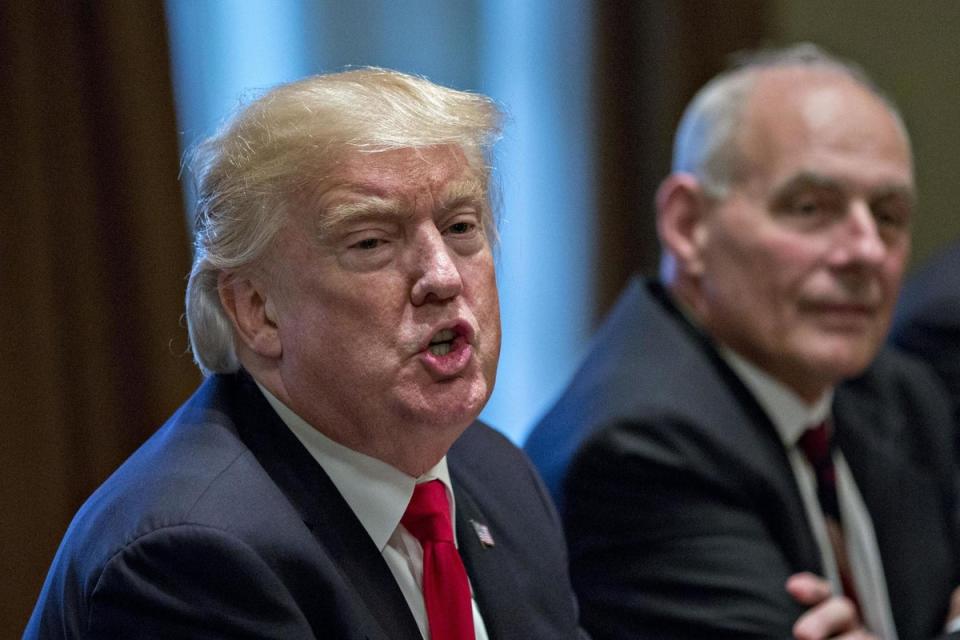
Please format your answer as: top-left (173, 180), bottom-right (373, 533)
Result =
top-left (719, 346), bottom-right (833, 447)
top-left (255, 382), bottom-right (455, 552)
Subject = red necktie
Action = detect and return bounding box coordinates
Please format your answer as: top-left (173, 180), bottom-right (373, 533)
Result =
top-left (798, 421), bottom-right (860, 609)
top-left (401, 480), bottom-right (475, 640)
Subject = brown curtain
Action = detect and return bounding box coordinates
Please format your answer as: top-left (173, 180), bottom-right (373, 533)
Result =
top-left (0, 2), bottom-right (200, 633)
top-left (593, 0), bottom-right (770, 319)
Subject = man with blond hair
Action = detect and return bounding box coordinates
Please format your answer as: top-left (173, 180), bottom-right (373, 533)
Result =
top-left (27, 69), bottom-right (585, 639)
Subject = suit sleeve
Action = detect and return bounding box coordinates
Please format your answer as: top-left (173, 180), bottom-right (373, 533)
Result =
top-left (564, 418), bottom-right (807, 640)
top-left (86, 524), bottom-right (315, 639)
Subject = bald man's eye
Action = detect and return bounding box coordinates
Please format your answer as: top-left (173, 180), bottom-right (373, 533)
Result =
top-left (772, 188), bottom-right (846, 228)
top-left (871, 196), bottom-right (912, 230)
top-left (790, 193), bottom-right (842, 216)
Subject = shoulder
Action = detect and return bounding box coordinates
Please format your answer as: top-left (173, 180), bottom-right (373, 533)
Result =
top-left (27, 375), bottom-right (315, 635)
top-left (76, 375), bottom-right (296, 545)
top-left (525, 280), bottom-right (688, 485)
top-left (450, 421), bottom-right (547, 506)
top-left (450, 420), bottom-right (563, 537)
top-left (526, 278), bottom-right (779, 502)
top-left (29, 521), bottom-right (321, 639)
top-left (837, 346), bottom-right (955, 471)
top-left (894, 241), bottom-right (960, 327)
top-left (838, 346), bottom-right (951, 424)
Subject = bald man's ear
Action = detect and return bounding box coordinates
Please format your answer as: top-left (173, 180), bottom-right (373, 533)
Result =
top-left (217, 271), bottom-right (282, 360)
top-left (656, 173), bottom-right (710, 278)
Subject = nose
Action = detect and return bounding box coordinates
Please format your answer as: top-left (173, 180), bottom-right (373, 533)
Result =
top-left (410, 227), bottom-right (463, 306)
top-left (833, 199), bottom-right (886, 267)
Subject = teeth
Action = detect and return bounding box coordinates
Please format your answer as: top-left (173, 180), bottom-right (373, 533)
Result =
top-left (429, 343), bottom-right (452, 356)
top-left (430, 329), bottom-right (456, 345)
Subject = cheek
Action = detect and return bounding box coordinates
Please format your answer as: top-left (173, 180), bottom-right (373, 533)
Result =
top-left (463, 259), bottom-right (501, 353)
top-left (751, 237), bottom-right (823, 298)
top-left (484, 286), bottom-right (502, 357)
top-left (280, 280), bottom-right (398, 354)
top-left (881, 253), bottom-right (908, 291)
top-left (476, 266), bottom-right (501, 328)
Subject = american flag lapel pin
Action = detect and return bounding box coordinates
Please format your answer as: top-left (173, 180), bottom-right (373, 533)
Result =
top-left (470, 519), bottom-right (495, 548)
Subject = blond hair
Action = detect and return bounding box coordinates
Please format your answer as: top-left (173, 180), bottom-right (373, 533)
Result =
top-left (185, 68), bottom-right (502, 375)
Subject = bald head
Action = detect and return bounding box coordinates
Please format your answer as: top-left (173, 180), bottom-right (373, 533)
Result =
top-left (670, 43), bottom-right (910, 200)
top-left (657, 45), bottom-right (914, 401)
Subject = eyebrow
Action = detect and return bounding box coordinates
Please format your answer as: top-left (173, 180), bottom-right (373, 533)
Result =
top-left (440, 180), bottom-right (487, 214)
top-left (315, 178), bottom-right (488, 238)
top-left (316, 197), bottom-right (402, 237)
top-left (770, 171), bottom-right (915, 206)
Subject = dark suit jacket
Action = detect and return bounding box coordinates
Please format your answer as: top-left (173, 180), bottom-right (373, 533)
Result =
top-left (525, 278), bottom-right (960, 640)
top-left (26, 372), bottom-right (585, 639)
top-left (892, 240), bottom-right (960, 461)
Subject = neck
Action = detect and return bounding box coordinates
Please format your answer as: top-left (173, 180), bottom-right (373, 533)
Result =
top-left (250, 368), bottom-right (462, 477)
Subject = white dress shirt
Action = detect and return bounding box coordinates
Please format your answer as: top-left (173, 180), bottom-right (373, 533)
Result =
top-left (257, 383), bottom-right (490, 640)
top-left (720, 348), bottom-right (898, 639)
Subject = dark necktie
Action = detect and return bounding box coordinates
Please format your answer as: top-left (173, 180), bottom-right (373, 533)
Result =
top-left (797, 421), bottom-right (860, 608)
top-left (401, 480), bottom-right (475, 640)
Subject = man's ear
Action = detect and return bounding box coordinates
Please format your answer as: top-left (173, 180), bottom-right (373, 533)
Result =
top-left (656, 173), bottom-right (710, 278)
top-left (217, 271), bottom-right (282, 359)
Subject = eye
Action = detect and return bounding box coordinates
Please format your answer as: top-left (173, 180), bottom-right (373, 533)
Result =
top-left (349, 237), bottom-right (387, 250)
top-left (790, 191), bottom-right (843, 217)
top-left (442, 211), bottom-right (484, 239)
top-left (871, 196), bottom-right (911, 230)
top-left (441, 213), bottom-right (486, 255)
top-left (446, 221), bottom-right (476, 235)
top-left (793, 198), bottom-right (821, 215)
top-left (772, 187), bottom-right (847, 230)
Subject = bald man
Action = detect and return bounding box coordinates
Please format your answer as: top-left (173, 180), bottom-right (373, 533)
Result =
top-left (527, 44), bottom-right (960, 640)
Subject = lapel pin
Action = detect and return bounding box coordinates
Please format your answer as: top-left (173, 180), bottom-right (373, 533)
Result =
top-left (470, 519), bottom-right (495, 548)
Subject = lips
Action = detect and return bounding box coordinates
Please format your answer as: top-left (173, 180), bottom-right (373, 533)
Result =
top-left (428, 328), bottom-right (457, 356)
top-left (802, 298), bottom-right (879, 315)
top-left (420, 321), bottom-right (475, 378)
top-left (813, 302), bottom-right (874, 314)
top-left (800, 299), bottom-right (883, 333)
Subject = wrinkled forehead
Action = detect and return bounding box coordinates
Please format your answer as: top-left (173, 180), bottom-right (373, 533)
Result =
top-left (332, 145), bottom-right (482, 192)
top-left (304, 145), bottom-right (492, 230)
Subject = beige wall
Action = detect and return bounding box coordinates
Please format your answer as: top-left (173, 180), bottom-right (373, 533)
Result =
top-left (770, 0), bottom-right (960, 269)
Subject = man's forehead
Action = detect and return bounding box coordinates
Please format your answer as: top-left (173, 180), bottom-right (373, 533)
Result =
top-left (318, 163), bottom-right (486, 210)
top-left (310, 150), bottom-right (478, 217)
top-left (306, 147), bottom-right (488, 233)
top-left (767, 170), bottom-right (915, 203)
top-left (743, 69), bottom-right (903, 140)
top-left (331, 145), bottom-right (479, 190)
top-left (735, 69), bottom-right (912, 182)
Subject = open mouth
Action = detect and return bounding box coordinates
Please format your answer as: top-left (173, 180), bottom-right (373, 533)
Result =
top-left (428, 328), bottom-right (457, 356)
top-left (420, 323), bottom-right (474, 378)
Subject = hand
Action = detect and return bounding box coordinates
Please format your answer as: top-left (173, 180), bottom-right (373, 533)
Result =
top-left (787, 572), bottom-right (877, 640)
top-left (946, 585), bottom-right (960, 631)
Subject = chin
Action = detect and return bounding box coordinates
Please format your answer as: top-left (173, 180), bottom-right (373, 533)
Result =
top-left (809, 350), bottom-right (876, 384)
top-left (401, 384), bottom-right (489, 430)
top-left (394, 368), bottom-right (492, 430)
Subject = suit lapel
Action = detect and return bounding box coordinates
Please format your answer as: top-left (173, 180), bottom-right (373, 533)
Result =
top-left (224, 373), bottom-right (422, 640)
top-left (307, 497), bottom-right (423, 640)
top-left (453, 481), bottom-right (519, 639)
top-left (647, 282), bottom-right (824, 574)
